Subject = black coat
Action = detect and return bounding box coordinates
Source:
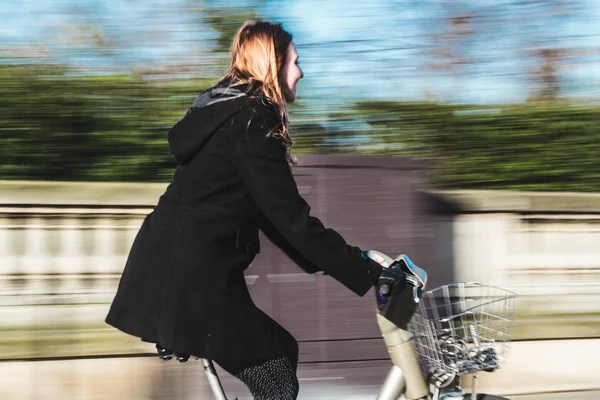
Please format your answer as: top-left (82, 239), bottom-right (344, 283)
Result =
top-left (105, 84), bottom-right (382, 372)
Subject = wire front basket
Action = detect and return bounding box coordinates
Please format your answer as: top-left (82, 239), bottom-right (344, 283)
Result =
top-left (408, 282), bottom-right (517, 380)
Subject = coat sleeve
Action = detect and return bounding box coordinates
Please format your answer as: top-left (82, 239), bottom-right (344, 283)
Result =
top-left (233, 105), bottom-right (382, 296)
top-left (258, 213), bottom-right (321, 275)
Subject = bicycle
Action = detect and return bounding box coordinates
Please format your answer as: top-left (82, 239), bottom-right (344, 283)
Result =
top-left (370, 252), bottom-right (517, 400)
top-left (156, 251), bottom-right (517, 400)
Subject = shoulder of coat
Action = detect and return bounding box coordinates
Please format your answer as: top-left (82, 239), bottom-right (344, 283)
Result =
top-left (243, 96), bottom-right (280, 118)
top-left (234, 97), bottom-right (280, 130)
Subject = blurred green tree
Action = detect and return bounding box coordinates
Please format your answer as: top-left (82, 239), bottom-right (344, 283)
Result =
top-left (0, 64), bottom-right (212, 182)
top-left (344, 100), bottom-right (600, 191)
top-left (1, 63), bottom-right (600, 192)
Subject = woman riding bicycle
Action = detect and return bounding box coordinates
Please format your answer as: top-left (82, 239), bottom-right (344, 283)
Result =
top-left (106, 20), bottom-right (403, 400)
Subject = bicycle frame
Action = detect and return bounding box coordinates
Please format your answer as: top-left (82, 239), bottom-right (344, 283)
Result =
top-left (200, 312), bottom-right (431, 400)
top-left (199, 254), bottom-right (509, 400)
top-left (376, 314), bottom-right (428, 400)
top-left (200, 322), bottom-right (441, 400)
top-left (201, 358), bottom-right (228, 400)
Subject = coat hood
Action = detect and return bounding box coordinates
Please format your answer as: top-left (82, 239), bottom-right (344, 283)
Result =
top-left (168, 84), bottom-right (254, 165)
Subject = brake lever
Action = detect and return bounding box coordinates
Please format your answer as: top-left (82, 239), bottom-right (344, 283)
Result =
top-left (406, 275), bottom-right (422, 303)
top-left (395, 255), bottom-right (427, 304)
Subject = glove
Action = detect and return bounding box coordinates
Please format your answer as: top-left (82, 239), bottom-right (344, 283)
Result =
top-left (361, 250), bottom-right (407, 296)
top-left (377, 262), bottom-right (407, 297)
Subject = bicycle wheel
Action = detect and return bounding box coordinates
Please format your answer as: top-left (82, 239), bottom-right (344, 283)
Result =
top-left (463, 395), bottom-right (510, 400)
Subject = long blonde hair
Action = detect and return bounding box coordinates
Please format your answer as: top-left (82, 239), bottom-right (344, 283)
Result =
top-left (218, 20), bottom-right (295, 163)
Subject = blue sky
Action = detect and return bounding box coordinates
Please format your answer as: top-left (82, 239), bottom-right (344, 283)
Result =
top-left (2, 0), bottom-right (600, 104)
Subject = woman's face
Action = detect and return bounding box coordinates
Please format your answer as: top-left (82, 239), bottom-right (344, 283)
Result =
top-left (280, 43), bottom-right (303, 103)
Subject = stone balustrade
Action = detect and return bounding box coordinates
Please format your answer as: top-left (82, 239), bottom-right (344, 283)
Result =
top-left (2, 180), bottom-right (600, 359)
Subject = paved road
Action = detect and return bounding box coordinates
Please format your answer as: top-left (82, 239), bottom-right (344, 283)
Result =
top-left (163, 356), bottom-right (600, 400)
top-left (511, 391), bottom-right (600, 400)
top-left (2, 356), bottom-right (598, 399)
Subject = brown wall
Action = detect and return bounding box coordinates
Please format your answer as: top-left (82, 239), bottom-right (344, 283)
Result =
top-left (249, 155), bottom-right (455, 363)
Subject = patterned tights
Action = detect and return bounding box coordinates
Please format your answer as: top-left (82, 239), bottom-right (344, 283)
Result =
top-left (233, 356), bottom-right (299, 400)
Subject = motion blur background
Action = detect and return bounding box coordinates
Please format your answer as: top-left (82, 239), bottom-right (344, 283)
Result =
top-left (1, 0), bottom-right (600, 399)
